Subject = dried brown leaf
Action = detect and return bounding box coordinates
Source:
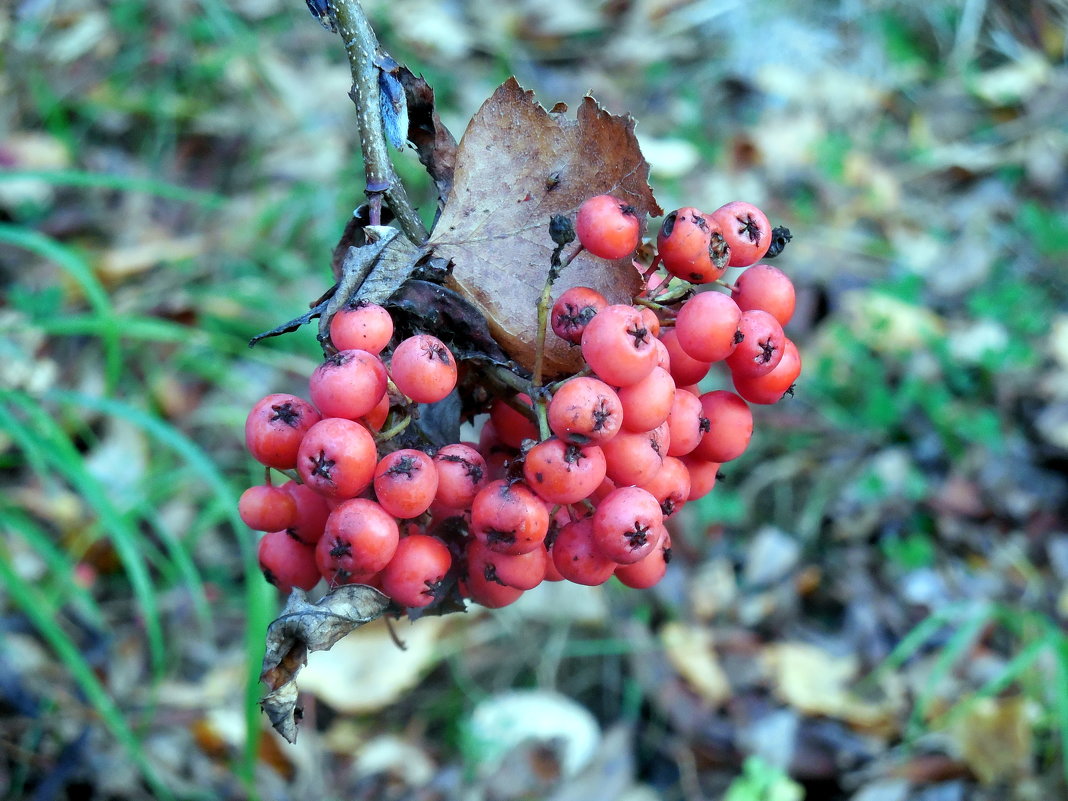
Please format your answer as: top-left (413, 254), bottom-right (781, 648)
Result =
top-left (397, 66), bottom-right (458, 206)
top-left (430, 78), bottom-right (661, 376)
top-left (259, 586), bottom-right (391, 743)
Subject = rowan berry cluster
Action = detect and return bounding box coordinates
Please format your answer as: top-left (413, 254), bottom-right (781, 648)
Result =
top-left (240, 194), bottom-right (800, 613)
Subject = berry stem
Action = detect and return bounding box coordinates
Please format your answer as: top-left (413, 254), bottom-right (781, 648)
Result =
top-left (374, 413), bottom-right (412, 443)
top-left (532, 242), bottom-right (585, 397)
top-left (329, 0), bottom-right (427, 245)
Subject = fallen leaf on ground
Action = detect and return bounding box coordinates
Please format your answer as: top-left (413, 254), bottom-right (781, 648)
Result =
top-left (260, 586), bottom-right (391, 743)
top-left (660, 622), bottom-right (731, 707)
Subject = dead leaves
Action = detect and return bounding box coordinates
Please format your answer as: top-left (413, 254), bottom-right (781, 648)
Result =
top-left (429, 78), bottom-right (660, 376)
top-left (260, 586), bottom-right (391, 743)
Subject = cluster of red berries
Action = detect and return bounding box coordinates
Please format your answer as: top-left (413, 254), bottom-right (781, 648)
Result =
top-left (239, 194), bottom-right (800, 613)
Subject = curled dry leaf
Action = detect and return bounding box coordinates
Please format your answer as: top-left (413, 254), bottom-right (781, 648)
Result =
top-left (396, 65), bottom-right (458, 207)
top-left (429, 78), bottom-right (661, 376)
top-left (260, 585), bottom-right (391, 743)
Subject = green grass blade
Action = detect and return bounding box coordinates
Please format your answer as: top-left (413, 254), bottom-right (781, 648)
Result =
top-left (0, 224), bottom-right (122, 393)
top-left (0, 169), bottom-right (225, 208)
top-left (0, 391), bottom-right (167, 681)
top-left (46, 389), bottom-right (270, 794)
top-left (0, 557), bottom-right (175, 800)
top-left (0, 505), bottom-right (105, 630)
top-left (907, 604), bottom-right (992, 738)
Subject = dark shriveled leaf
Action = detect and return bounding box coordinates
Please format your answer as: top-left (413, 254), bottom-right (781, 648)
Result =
top-left (429, 78), bottom-right (661, 377)
top-left (260, 585), bottom-right (391, 743)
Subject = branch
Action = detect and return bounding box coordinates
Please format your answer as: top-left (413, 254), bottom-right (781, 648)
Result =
top-left (329, 0), bottom-right (429, 245)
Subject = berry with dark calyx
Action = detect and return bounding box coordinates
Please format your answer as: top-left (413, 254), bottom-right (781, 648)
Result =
top-left (551, 286), bottom-right (607, 345)
top-left (674, 290), bottom-right (743, 363)
top-left (470, 480), bottom-right (549, 555)
top-left (614, 529), bottom-right (671, 589)
top-left (639, 456), bottom-right (690, 518)
top-left (732, 338), bottom-right (801, 405)
top-left (551, 517), bottom-right (617, 586)
top-left (373, 449), bottom-right (439, 519)
top-left (600, 424), bottom-right (667, 487)
top-left (731, 264), bottom-right (796, 326)
top-left (657, 207), bottom-right (728, 284)
top-left (317, 498), bottom-right (400, 584)
top-left (575, 194), bottom-right (641, 260)
top-left (580, 304), bottom-right (658, 387)
top-left (390, 334), bottom-right (458, 404)
top-left (725, 309), bottom-right (785, 378)
top-left (433, 443), bottom-right (488, 509)
top-left (279, 480), bottom-right (331, 545)
top-left (296, 417), bottom-right (377, 498)
top-left (522, 437), bottom-right (607, 505)
top-left (548, 377), bottom-right (623, 444)
top-left (258, 529), bottom-right (321, 593)
top-left (309, 349), bottom-right (388, 420)
top-left (691, 390), bottom-right (753, 463)
top-left (239, 484), bottom-right (298, 532)
top-left (709, 201), bottom-right (772, 267)
top-left (380, 534), bottom-right (451, 608)
top-left (245, 393), bottom-right (321, 470)
top-left (462, 567), bottom-right (525, 609)
top-left (592, 486), bottom-right (664, 564)
top-left (665, 388), bottom-right (707, 458)
top-left (466, 538), bottom-right (545, 591)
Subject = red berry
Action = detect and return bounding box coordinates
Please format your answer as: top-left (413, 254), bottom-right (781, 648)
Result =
top-left (522, 438), bottom-right (607, 505)
top-left (551, 517), bottom-right (616, 586)
top-left (258, 530), bottom-right (320, 593)
top-left (470, 480), bottom-right (549, 555)
top-left (600, 424), bottom-right (667, 486)
top-left (490, 394), bottom-right (539, 449)
top-left (433, 443), bottom-right (488, 509)
top-left (309, 349), bottom-right (388, 420)
top-left (731, 264), bottom-right (796, 326)
top-left (691, 391), bottom-right (752, 463)
top-left (466, 539), bottom-right (545, 591)
top-left (614, 530), bottom-right (671, 589)
top-left (710, 201), bottom-right (771, 267)
top-left (380, 534), bottom-right (451, 608)
top-left (548, 377), bottom-right (623, 443)
top-left (551, 286), bottom-right (607, 345)
top-left (329, 301), bottom-right (394, 354)
top-left (665, 388), bottom-right (707, 457)
top-left (618, 366), bottom-right (675, 432)
top-left (296, 417), bottom-right (377, 499)
top-left (576, 194), bottom-right (641, 260)
top-left (373, 449), bottom-right (439, 519)
top-left (732, 338), bottom-right (801, 404)
top-left (725, 309), bottom-right (785, 378)
top-left (390, 334), bottom-right (457, 403)
top-left (239, 485), bottom-right (298, 532)
top-left (681, 455), bottom-right (720, 500)
top-left (674, 290), bottom-right (743, 363)
top-left (279, 480), bottom-right (331, 545)
top-left (658, 328), bottom-right (712, 387)
top-left (462, 567), bottom-right (525, 609)
top-left (245, 394), bottom-right (321, 470)
top-left (580, 304), bottom-right (658, 387)
top-left (592, 486), bottom-right (664, 564)
top-left (317, 498), bottom-right (400, 584)
top-left (657, 207), bottom-right (729, 284)
top-left (639, 456), bottom-right (690, 518)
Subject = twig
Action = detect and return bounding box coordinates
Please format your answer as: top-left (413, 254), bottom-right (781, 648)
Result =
top-left (329, 0), bottom-right (428, 245)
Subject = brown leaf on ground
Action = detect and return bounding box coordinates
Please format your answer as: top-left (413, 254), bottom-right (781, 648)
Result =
top-left (430, 78), bottom-right (661, 377)
top-left (259, 586), bottom-right (391, 743)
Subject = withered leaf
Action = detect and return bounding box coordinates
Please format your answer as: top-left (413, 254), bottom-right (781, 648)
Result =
top-left (397, 66), bottom-right (458, 208)
top-left (260, 585), bottom-right (391, 743)
top-left (429, 78), bottom-right (661, 377)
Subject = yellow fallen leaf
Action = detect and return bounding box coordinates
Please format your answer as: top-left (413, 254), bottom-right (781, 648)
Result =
top-left (660, 622), bottom-right (731, 707)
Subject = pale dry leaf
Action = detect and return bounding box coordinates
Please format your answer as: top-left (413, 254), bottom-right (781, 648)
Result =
top-left (763, 642), bottom-right (902, 735)
top-left (296, 615), bottom-right (448, 713)
top-left (950, 696), bottom-right (1034, 785)
top-left (260, 586), bottom-right (391, 743)
top-left (430, 78), bottom-right (661, 376)
top-left (660, 622), bottom-right (731, 707)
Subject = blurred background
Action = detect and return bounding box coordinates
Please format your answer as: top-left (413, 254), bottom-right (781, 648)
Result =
top-left (2, 0), bottom-right (1067, 798)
